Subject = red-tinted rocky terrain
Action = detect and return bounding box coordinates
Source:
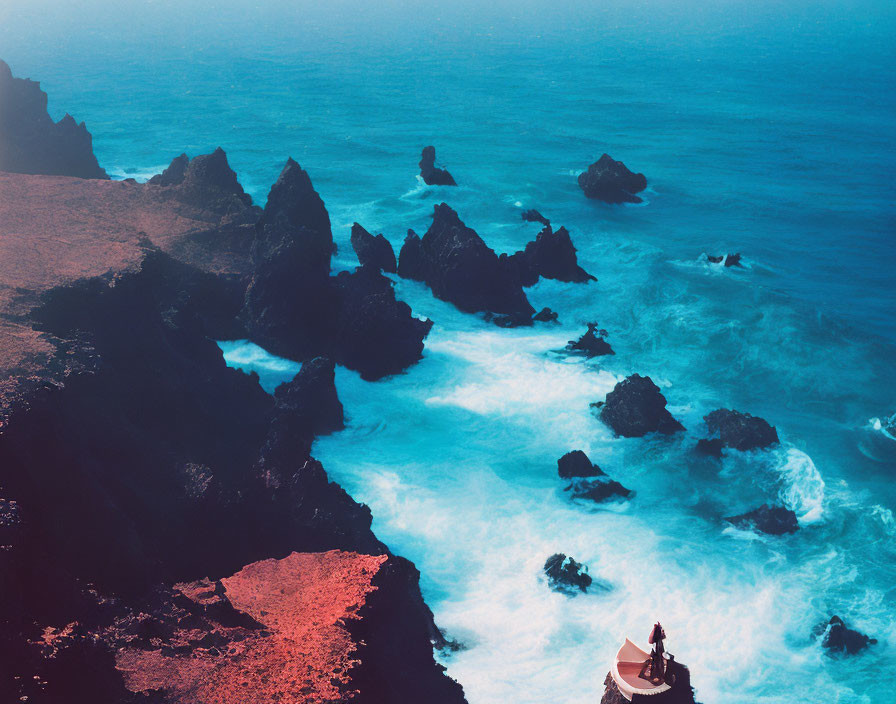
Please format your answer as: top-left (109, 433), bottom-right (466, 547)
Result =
top-left (0, 61), bottom-right (462, 703)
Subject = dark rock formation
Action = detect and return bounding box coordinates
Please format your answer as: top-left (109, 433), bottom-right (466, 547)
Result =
top-left (600, 375), bottom-right (684, 437)
top-left (695, 438), bottom-right (725, 458)
top-left (149, 148), bottom-right (256, 218)
top-left (350, 223), bottom-right (397, 273)
top-left (578, 154), bottom-right (647, 204)
top-left (558, 450), bottom-right (604, 479)
top-left (566, 477), bottom-right (632, 502)
top-left (521, 209), bottom-right (550, 226)
top-left (533, 307), bottom-right (559, 323)
top-left (543, 554), bottom-right (592, 594)
top-left (707, 253), bottom-right (742, 268)
top-left (0, 59), bottom-right (108, 179)
top-left (703, 409), bottom-right (779, 451)
top-left (0, 161), bottom-right (459, 701)
top-left (497, 250), bottom-right (539, 288)
top-left (348, 555), bottom-right (467, 702)
top-left (244, 160), bottom-right (431, 379)
top-left (520, 226), bottom-right (595, 284)
top-left (818, 616), bottom-right (877, 655)
top-left (398, 203), bottom-right (534, 320)
top-left (725, 504), bottom-right (799, 535)
top-left (419, 146), bottom-right (456, 186)
top-left (557, 450), bottom-right (631, 501)
top-left (566, 323), bottom-right (614, 357)
top-left (329, 265), bottom-right (433, 381)
top-left (273, 357), bottom-right (344, 438)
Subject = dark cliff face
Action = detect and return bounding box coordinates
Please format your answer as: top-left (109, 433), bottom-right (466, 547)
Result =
top-left (0, 246), bottom-right (458, 702)
top-left (398, 203), bottom-right (535, 319)
top-left (0, 59), bottom-right (108, 179)
top-left (347, 556), bottom-right (467, 703)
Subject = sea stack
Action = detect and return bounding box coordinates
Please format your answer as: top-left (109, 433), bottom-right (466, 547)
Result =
top-left (419, 146), bottom-right (457, 186)
top-left (578, 154), bottom-right (647, 204)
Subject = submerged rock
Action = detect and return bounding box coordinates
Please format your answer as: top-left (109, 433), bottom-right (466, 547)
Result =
top-left (398, 203), bottom-right (534, 320)
top-left (543, 553), bottom-right (592, 594)
top-left (566, 477), bottom-right (631, 502)
top-left (578, 154), bottom-right (647, 204)
top-left (533, 307), bottom-right (559, 323)
top-left (0, 58), bottom-right (108, 179)
top-left (818, 616), bottom-right (877, 655)
top-left (350, 223), bottom-right (397, 273)
top-left (558, 451), bottom-right (630, 502)
top-left (600, 375), bottom-right (684, 437)
top-left (419, 146), bottom-right (456, 186)
top-left (704, 409), bottom-right (779, 451)
top-left (725, 504), bottom-right (798, 535)
top-left (566, 323), bottom-right (614, 357)
top-left (521, 209), bottom-right (550, 226)
top-left (695, 437), bottom-right (725, 458)
top-left (557, 450), bottom-right (605, 479)
top-left (707, 253), bottom-right (743, 267)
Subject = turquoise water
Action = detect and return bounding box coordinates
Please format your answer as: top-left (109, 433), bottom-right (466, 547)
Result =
top-left (4, 2), bottom-right (895, 701)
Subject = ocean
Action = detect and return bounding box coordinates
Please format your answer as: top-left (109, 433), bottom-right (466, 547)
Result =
top-left (3, 1), bottom-right (894, 701)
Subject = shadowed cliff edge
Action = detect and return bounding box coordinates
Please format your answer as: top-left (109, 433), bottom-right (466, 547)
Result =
top-left (0, 60), bottom-right (463, 704)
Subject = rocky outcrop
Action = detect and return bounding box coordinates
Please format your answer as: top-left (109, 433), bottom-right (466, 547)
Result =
top-left (703, 409), bottom-right (779, 451)
top-left (148, 148), bottom-right (256, 219)
top-left (273, 357), bottom-right (344, 438)
top-left (350, 223), bottom-right (397, 273)
top-left (244, 160), bottom-right (431, 379)
top-left (566, 323), bottom-right (614, 357)
top-left (505, 226), bottom-right (595, 285)
top-left (329, 265), bottom-right (433, 381)
top-left (543, 554), bottom-right (592, 594)
top-left (707, 253), bottom-right (742, 268)
top-left (558, 450), bottom-right (604, 478)
top-left (558, 451), bottom-right (630, 502)
top-left (599, 375), bottom-right (684, 437)
top-left (817, 616), bottom-right (877, 655)
top-left (725, 504), bottom-right (798, 535)
top-left (398, 203), bottom-right (534, 320)
top-left (521, 209), bottom-right (550, 226)
top-left (533, 307), bottom-right (559, 323)
top-left (0, 59), bottom-right (108, 179)
top-left (419, 146), bottom-right (456, 186)
top-left (578, 154), bottom-right (646, 204)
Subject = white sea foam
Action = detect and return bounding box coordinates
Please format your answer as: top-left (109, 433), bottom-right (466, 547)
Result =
top-left (107, 164), bottom-right (168, 182)
top-left (776, 448), bottom-right (826, 524)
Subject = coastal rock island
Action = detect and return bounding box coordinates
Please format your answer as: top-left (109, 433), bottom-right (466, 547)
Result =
top-left (578, 153), bottom-right (647, 204)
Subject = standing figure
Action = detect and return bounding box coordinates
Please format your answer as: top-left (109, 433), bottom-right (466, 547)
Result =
top-left (638, 622), bottom-right (669, 685)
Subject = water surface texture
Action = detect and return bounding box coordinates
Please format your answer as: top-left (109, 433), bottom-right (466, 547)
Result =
top-left (4, 2), bottom-right (894, 701)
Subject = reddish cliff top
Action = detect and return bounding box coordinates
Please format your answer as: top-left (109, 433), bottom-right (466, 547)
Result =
top-left (0, 171), bottom-right (254, 419)
top-left (115, 550), bottom-right (388, 703)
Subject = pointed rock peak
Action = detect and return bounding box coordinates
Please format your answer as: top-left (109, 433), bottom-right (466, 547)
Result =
top-left (263, 157), bottom-right (332, 241)
top-left (431, 202), bottom-right (463, 227)
top-left (148, 153), bottom-right (189, 186)
top-left (183, 147), bottom-right (245, 195)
